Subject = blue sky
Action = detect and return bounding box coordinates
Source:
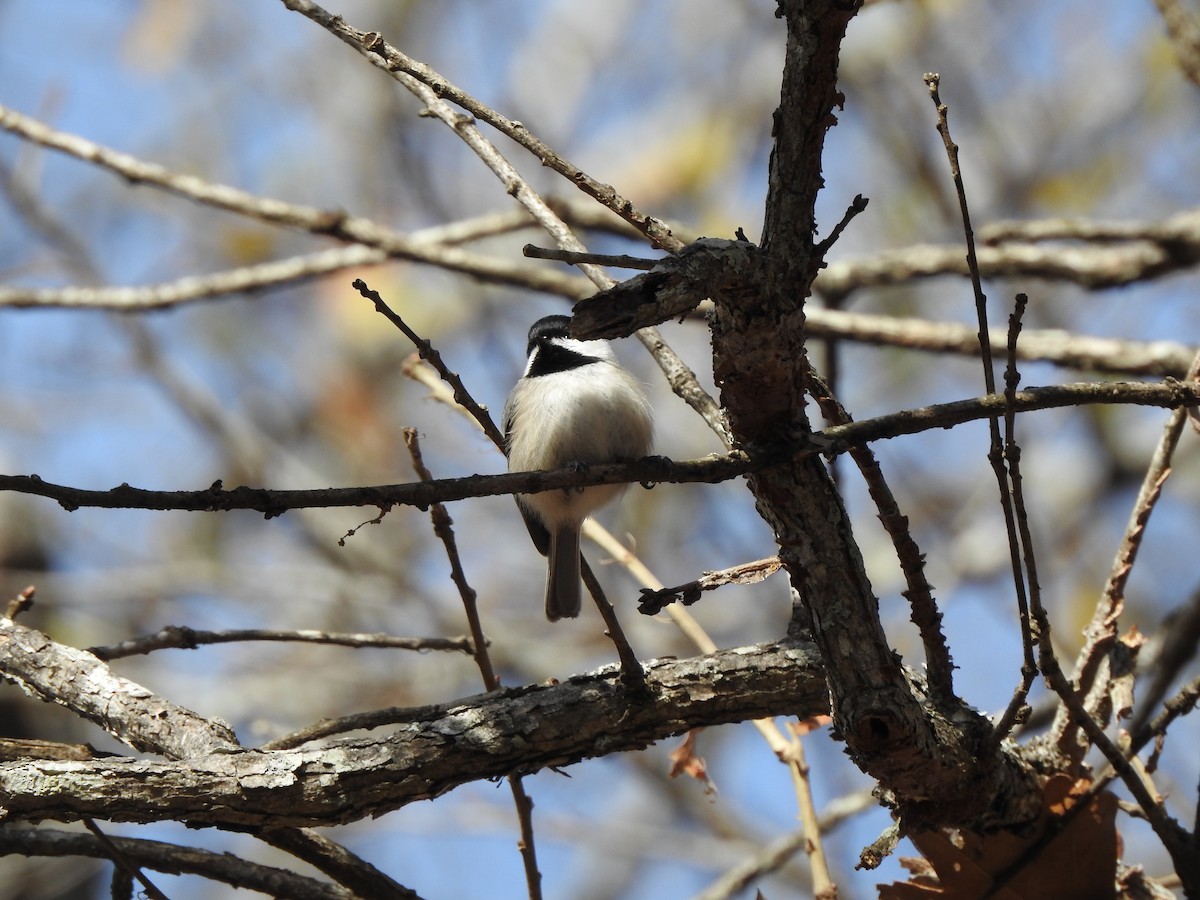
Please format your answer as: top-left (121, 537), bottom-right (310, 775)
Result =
top-left (3, 1), bottom-right (1200, 897)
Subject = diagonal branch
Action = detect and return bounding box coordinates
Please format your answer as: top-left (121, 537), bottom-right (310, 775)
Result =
top-left (0, 104), bottom-right (589, 300)
top-left (0, 616), bottom-right (239, 758)
top-left (278, 0), bottom-right (729, 447)
top-left (279, 0), bottom-right (685, 254)
top-left (0, 635), bottom-right (828, 828)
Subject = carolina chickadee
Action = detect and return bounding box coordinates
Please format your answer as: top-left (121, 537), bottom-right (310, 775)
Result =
top-left (503, 315), bottom-right (653, 621)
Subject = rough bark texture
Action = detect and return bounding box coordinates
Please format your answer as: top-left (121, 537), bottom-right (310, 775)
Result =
top-left (707, 0), bottom-right (1040, 829)
top-left (0, 629), bottom-right (826, 827)
top-left (0, 619), bottom-right (239, 758)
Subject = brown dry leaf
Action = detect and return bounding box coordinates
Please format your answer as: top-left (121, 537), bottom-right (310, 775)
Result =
top-left (878, 775), bottom-right (1119, 899)
top-left (667, 729), bottom-right (718, 797)
top-left (877, 857), bottom-right (944, 899)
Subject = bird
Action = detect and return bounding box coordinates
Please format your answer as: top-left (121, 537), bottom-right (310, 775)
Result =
top-left (503, 314), bottom-right (653, 621)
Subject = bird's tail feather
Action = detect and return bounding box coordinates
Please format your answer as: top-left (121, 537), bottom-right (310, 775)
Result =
top-left (545, 526), bottom-right (582, 620)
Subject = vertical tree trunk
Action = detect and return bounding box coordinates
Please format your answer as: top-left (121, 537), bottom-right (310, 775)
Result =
top-left (711, 0), bottom-right (1040, 829)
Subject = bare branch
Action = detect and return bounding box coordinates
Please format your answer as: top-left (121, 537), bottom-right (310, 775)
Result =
top-left (978, 207), bottom-right (1200, 243)
top-left (695, 829), bottom-right (810, 900)
top-left (0, 104), bottom-right (590, 300)
top-left (0, 826), bottom-right (364, 900)
top-left (815, 231), bottom-right (1200, 298)
top-left (991, 295), bottom-right (1043, 744)
top-left (523, 244), bottom-right (661, 270)
top-left (0, 616), bottom-right (238, 758)
top-left (637, 557), bottom-right (782, 615)
top-left (806, 364), bottom-right (954, 709)
top-left (804, 307), bottom-right (1198, 377)
top-left (80, 819), bottom-right (170, 900)
top-left (356, 279), bottom-right (506, 449)
top-left (580, 556), bottom-right (646, 691)
top-left (4, 585), bottom-right (35, 620)
top-left (279, 0), bottom-right (685, 254)
top-left (0, 639), bottom-right (829, 827)
top-left (254, 828), bottom-right (421, 900)
top-left (86, 625), bottom-right (474, 662)
top-left (0, 208), bottom-right (561, 310)
top-left (1055, 351), bottom-right (1200, 758)
top-left (1134, 588), bottom-right (1200, 738)
top-left (0, 247), bottom-right (383, 310)
top-left (2, 380), bottom-right (1196, 516)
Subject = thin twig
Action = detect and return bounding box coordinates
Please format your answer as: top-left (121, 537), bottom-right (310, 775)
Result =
top-left (786, 722), bottom-right (837, 899)
top-left (82, 819), bottom-right (170, 900)
top-left (815, 219), bottom-right (1200, 297)
top-left (991, 295), bottom-right (1040, 743)
top-left (924, 75), bottom-right (1037, 741)
top-left (1033, 604), bottom-right (1200, 893)
top-left (1137, 676), bottom-right (1200, 764)
top-left (5, 380), bottom-right (1200, 515)
top-left (403, 429), bottom-right (498, 689)
top-left (805, 366), bottom-right (955, 708)
top-left (355, 279), bottom-right (507, 448)
top-left (693, 829), bottom-right (810, 900)
top-left (581, 558), bottom-right (646, 692)
top-left (1059, 675), bottom-right (1200, 833)
top-left (813, 193), bottom-right (869, 260)
top-left (86, 625), bottom-right (473, 661)
top-left (1055, 351), bottom-right (1200, 758)
top-left (1132, 587), bottom-right (1200, 737)
top-left (802, 306), bottom-right (1199, 378)
top-left (403, 428), bottom-right (541, 898)
top-left (5, 585), bottom-right (35, 620)
top-left (506, 779), bottom-right (543, 900)
top-left (0, 104), bottom-right (589, 301)
top-left (0, 209), bottom-right (555, 310)
top-left (0, 826), bottom-right (361, 900)
top-left (255, 828), bottom-right (422, 899)
top-left (522, 244), bottom-right (661, 270)
top-left (637, 557), bottom-right (782, 615)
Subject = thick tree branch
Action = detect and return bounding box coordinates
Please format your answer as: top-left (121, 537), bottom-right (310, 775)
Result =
top-left (708, 0), bottom-right (1045, 834)
top-left (0, 638), bottom-right (827, 827)
top-left (0, 617), bottom-right (238, 758)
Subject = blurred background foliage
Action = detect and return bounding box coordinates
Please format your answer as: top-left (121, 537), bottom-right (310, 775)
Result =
top-left (1, 0), bottom-right (1199, 897)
